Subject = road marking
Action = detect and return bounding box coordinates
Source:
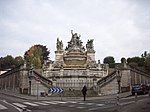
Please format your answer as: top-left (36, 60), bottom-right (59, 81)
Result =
top-left (86, 103), bottom-right (94, 105)
top-left (23, 102), bottom-right (39, 106)
top-left (120, 101), bottom-right (135, 106)
top-left (89, 105), bottom-right (114, 111)
top-left (96, 104), bottom-right (105, 106)
top-left (78, 102), bottom-right (85, 105)
top-left (0, 104), bottom-right (7, 110)
top-left (34, 102), bottom-right (49, 105)
top-left (42, 101), bottom-right (58, 104)
top-left (2, 100), bottom-right (22, 112)
top-left (76, 106), bottom-right (85, 109)
top-left (67, 101), bottom-right (77, 103)
top-left (53, 101), bottom-right (68, 104)
top-left (13, 103), bottom-right (27, 108)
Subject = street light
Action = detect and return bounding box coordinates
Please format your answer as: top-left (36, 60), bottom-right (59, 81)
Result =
top-left (28, 64), bottom-right (33, 95)
top-left (116, 67), bottom-right (122, 105)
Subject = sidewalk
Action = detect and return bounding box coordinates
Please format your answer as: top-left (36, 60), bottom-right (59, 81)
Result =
top-left (0, 90), bottom-right (131, 101)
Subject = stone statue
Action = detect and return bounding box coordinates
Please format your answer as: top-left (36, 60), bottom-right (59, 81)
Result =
top-left (86, 39), bottom-right (94, 52)
top-left (56, 38), bottom-right (63, 51)
top-left (98, 60), bottom-right (101, 64)
top-left (60, 40), bottom-right (63, 50)
top-left (65, 30), bottom-right (85, 52)
top-left (56, 38), bottom-right (60, 50)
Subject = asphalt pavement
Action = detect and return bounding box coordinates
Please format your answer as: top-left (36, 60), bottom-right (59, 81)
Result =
top-left (119, 98), bottom-right (150, 112)
top-left (0, 90), bottom-right (150, 112)
top-left (0, 90), bottom-right (131, 101)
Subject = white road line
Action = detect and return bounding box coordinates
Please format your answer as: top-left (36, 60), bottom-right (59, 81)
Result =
top-left (0, 104), bottom-right (7, 110)
top-left (86, 103), bottom-right (94, 105)
top-left (23, 102), bottom-right (39, 106)
top-left (89, 105), bottom-right (114, 111)
top-left (120, 101), bottom-right (135, 106)
top-left (78, 102), bottom-right (85, 105)
top-left (2, 100), bottom-right (22, 112)
top-left (53, 101), bottom-right (68, 104)
top-left (67, 101), bottom-right (77, 103)
top-left (42, 101), bottom-right (58, 104)
top-left (13, 103), bottom-right (27, 108)
top-left (76, 106), bottom-right (85, 109)
top-left (96, 104), bottom-right (105, 106)
top-left (34, 102), bottom-right (49, 105)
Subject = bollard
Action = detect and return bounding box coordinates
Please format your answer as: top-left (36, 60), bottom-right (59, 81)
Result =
top-left (116, 93), bottom-right (120, 105)
top-left (60, 92), bottom-right (63, 101)
top-left (135, 92), bottom-right (137, 102)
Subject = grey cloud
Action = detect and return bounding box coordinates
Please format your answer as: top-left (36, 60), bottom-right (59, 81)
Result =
top-left (0, 0), bottom-right (150, 62)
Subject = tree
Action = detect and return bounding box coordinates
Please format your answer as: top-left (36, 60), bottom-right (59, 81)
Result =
top-left (0, 57), bottom-right (4, 70)
top-left (103, 56), bottom-right (115, 68)
top-left (0, 55), bottom-right (24, 70)
top-left (24, 44), bottom-right (50, 69)
top-left (3, 55), bottom-right (15, 69)
top-left (127, 56), bottom-right (145, 67)
top-left (14, 56), bottom-right (24, 66)
top-left (145, 53), bottom-right (150, 71)
top-left (121, 57), bottom-right (126, 63)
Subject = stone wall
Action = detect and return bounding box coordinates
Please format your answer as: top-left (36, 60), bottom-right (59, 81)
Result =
top-left (98, 65), bottom-right (150, 95)
top-left (0, 64), bottom-right (52, 95)
top-left (130, 67), bottom-right (150, 85)
top-left (0, 65), bottom-right (27, 94)
top-left (30, 79), bottom-right (49, 96)
top-left (99, 78), bottom-right (118, 95)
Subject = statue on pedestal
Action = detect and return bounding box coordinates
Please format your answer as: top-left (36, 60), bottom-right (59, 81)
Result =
top-left (86, 39), bottom-right (95, 52)
top-left (65, 30), bottom-right (85, 52)
top-left (56, 38), bottom-right (63, 51)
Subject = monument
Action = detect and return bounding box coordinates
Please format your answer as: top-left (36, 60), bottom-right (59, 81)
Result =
top-left (44, 31), bottom-right (108, 90)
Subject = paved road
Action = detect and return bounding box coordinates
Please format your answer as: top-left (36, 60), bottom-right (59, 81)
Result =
top-left (0, 100), bottom-right (21, 112)
top-left (120, 98), bottom-right (150, 112)
top-left (0, 93), bottom-right (149, 112)
top-left (0, 94), bottom-right (108, 112)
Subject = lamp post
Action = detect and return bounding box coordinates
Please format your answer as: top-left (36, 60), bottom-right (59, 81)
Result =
top-left (116, 67), bottom-right (122, 105)
top-left (28, 64), bottom-right (33, 96)
top-left (36, 78), bottom-right (40, 100)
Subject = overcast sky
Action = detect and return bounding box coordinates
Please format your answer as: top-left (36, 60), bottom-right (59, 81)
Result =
top-left (0, 0), bottom-right (150, 63)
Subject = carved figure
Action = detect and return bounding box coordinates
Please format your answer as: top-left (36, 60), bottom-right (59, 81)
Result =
top-left (56, 38), bottom-right (63, 51)
top-left (86, 39), bottom-right (94, 51)
top-left (65, 30), bottom-right (85, 52)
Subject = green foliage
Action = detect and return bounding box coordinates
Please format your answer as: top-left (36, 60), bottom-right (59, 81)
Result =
top-left (3, 55), bottom-right (14, 68)
top-left (103, 56), bottom-right (115, 68)
top-left (127, 51), bottom-right (150, 72)
top-left (0, 55), bottom-right (24, 70)
top-left (145, 53), bottom-right (150, 71)
top-left (24, 44), bottom-right (50, 69)
top-left (14, 56), bottom-right (24, 66)
top-left (127, 56), bottom-right (145, 67)
top-left (121, 57), bottom-right (126, 63)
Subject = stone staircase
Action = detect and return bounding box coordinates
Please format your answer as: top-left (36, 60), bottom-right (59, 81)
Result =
top-left (97, 70), bottom-right (116, 88)
top-left (33, 70), bottom-right (52, 88)
top-left (50, 89), bottom-right (98, 97)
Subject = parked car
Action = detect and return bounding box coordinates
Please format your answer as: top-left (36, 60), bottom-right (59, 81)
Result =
top-left (132, 84), bottom-right (149, 95)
